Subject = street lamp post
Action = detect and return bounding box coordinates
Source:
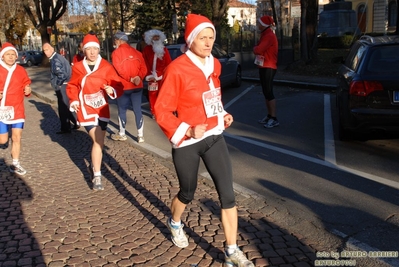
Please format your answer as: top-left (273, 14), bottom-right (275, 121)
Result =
top-left (28, 30), bottom-right (32, 50)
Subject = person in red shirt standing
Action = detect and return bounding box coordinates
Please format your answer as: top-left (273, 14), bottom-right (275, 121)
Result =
top-left (110, 31), bottom-right (147, 143)
top-left (0, 42), bottom-right (32, 175)
top-left (253, 15), bottom-right (279, 128)
top-left (142, 29), bottom-right (172, 119)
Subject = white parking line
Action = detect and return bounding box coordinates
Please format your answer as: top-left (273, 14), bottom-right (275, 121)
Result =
top-left (223, 84), bottom-right (256, 110)
top-left (324, 94), bottom-right (336, 165)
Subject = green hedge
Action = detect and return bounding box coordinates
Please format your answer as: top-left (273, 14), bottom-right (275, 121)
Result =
top-left (318, 32), bottom-right (398, 48)
top-left (318, 34), bottom-right (358, 48)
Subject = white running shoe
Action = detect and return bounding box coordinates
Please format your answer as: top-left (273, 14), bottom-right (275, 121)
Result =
top-left (224, 248), bottom-right (254, 267)
top-left (9, 164), bottom-right (27, 175)
top-left (166, 217), bottom-right (189, 248)
top-left (111, 133), bottom-right (127, 141)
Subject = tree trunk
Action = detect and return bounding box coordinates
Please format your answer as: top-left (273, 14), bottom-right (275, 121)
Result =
top-left (300, 0), bottom-right (308, 61)
top-left (396, 3), bottom-right (399, 34)
top-left (299, 0), bottom-right (318, 63)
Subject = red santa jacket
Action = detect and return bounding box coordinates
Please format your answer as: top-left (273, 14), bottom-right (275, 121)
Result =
top-left (0, 61), bottom-right (31, 124)
top-left (142, 45), bottom-right (172, 81)
top-left (72, 53), bottom-right (84, 65)
top-left (253, 27), bottom-right (278, 69)
top-left (154, 51), bottom-right (229, 148)
top-left (111, 43), bottom-right (147, 90)
top-left (66, 56), bottom-right (123, 126)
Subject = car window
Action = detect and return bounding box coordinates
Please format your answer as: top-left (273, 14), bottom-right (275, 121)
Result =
top-left (366, 45), bottom-right (399, 74)
top-left (168, 47), bottom-right (183, 61)
top-left (344, 42), bottom-right (366, 71)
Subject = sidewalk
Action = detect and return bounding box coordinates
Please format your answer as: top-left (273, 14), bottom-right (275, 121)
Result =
top-left (0, 66), bottom-right (318, 267)
top-left (242, 67), bottom-right (337, 91)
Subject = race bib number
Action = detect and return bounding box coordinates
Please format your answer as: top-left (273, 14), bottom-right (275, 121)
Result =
top-left (84, 90), bottom-right (106, 108)
top-left (148, 82), bottom-right (158, 91)
top-left (0, 106), bottom-right (14, 121)
top-left (254, 55), bottom-right (265, 66)
top-left (202, 88), bottom-right (224, 118)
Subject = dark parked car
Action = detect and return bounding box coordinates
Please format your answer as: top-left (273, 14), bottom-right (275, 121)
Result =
top-left (16, 51), bottom-right (43, 67)
top-left (336, 35), bottom-right (399, 140)
top-left (166, 43), bottom-right (242, 88)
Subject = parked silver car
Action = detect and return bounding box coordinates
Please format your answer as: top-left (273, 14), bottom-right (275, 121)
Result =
top-left (16, 51), bottom-right (43, 67)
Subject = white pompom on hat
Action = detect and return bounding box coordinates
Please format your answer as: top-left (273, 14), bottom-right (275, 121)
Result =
top-left (0, 42), bottom-right (18, 59)
top-left (184, 14), bottom-right (216, 49)
top-left (82, 34), bottom-right (100, 49)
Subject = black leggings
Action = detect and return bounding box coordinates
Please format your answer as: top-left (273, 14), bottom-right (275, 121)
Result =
top-left (172, 134), bottom-right (236, 209)
top-left (259, 67), bottom-right (277, 100)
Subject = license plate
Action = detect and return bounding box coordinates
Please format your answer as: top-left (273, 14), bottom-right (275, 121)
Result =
top-left (394, 91), bottom-right (399, 103)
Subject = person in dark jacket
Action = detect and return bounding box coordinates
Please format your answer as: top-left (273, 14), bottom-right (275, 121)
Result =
top-left (43, 43), bottom-right (78, 134)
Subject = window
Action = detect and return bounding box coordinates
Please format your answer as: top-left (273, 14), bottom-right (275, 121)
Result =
top-left (345, 43), bottom-right (366, 71)
top-left (366, 46), bottom-right (399, 74)
top-left (388, 0), bottom-right (397, 27)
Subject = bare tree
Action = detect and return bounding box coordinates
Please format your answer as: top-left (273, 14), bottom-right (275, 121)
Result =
top-left (396, 3), bottom-right (399, 35)
top-left (22, 0), bottom-right (68, 45)
top-left (0, 0), bottom-right (26, 45)
top-left (300, 0), bottom-right (319, 63)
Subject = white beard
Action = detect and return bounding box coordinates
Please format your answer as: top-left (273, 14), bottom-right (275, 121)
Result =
top-left (152, 40), bottom-right (165, 59)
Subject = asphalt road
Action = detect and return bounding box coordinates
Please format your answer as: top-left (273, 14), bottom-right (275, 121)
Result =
top-left (25, 66), bottom-right (399, 266)
top-left (106, 81), bottom-right (399, 267)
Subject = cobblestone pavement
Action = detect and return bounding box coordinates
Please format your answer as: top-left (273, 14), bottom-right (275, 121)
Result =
top-left (1, 68), bottom-right (317, 267)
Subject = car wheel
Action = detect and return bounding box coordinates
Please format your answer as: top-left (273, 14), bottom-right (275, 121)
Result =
top-left (231, 67), bottom-right (242, 88)
top-left (26, 60), bottom-right (33, 67)
top-left (338, 121), bottom-right (351, 141)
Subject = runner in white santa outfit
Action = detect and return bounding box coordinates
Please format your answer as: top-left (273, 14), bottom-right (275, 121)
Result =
top-left (142, 29), bottom-right (172, 119)
top-left (0, 42), bottom-right (32, 175)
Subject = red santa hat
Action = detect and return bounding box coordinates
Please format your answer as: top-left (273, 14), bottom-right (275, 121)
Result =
top-left (0, 42), bottom-right (18, 59)
top-left (82, 34), bottom-right (100, 49)
top-left (259, 15), bottom-right (275, 27)
top-left (185, 14), bottom-right (216, 48)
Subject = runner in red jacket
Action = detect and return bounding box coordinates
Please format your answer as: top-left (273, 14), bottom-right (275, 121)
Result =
top-left (66, 34), bottom-right (124, 191)
top-left (154, 14), bottom-right (255, 267)
top-left (0, 42), bottom-right (32, 175)
top-left (110, 31), bottom-right (147, 143)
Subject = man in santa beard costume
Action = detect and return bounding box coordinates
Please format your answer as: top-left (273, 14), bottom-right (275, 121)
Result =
top-left (142, 29), bottom-right (172, 119)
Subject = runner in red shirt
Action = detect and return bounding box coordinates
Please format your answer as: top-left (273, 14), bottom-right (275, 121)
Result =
top-left (0, 42), bottom-right (32, 175)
